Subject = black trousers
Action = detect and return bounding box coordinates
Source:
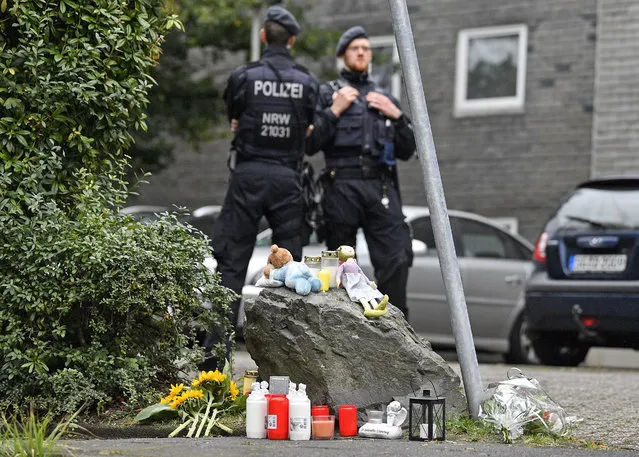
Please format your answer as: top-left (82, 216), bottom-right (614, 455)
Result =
top-left (322, 176), bottom-right (413, 319)
top-left (207, 161), bottom-right (304, 358)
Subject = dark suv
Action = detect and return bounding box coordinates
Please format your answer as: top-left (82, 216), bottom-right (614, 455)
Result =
top-left (525, 177), bottom-right (639, 366)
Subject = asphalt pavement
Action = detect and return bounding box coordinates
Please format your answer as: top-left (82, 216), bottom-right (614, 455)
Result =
top-left (61, 347), bottom-right (639, 457)
top-left (62, 436), bottom-right (638, 457)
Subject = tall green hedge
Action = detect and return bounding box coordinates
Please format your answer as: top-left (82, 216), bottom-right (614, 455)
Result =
top-left (0, 0), bottom-right (234, 414)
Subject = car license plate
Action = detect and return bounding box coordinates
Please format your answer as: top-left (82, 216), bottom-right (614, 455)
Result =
top-left (569, 254), bottom-right (627, 272)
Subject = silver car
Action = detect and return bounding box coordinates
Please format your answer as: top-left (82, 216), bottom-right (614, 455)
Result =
top-left (237, 205), bottom-right (535, 364)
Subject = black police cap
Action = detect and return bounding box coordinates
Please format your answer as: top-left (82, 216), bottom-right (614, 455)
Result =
top-left (335, 26), bottom-right (369, 57)
top-left (265, 6), bottom-right (301, 37)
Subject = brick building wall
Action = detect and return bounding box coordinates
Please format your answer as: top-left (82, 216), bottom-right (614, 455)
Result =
top-left (591, 0), bottom-right (639, 177)
top-left (131, 0), bottom-right (599, 242)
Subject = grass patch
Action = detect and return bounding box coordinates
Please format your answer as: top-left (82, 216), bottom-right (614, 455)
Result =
top-left (0, 408), bottom-right (80, 457)
top-left (446, 416), bottom-right (608, 449)
top-left (446, 416), bottom-right (499, 442)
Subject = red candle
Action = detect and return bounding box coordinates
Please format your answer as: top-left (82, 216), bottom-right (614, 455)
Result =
top-left (311, 415), bottom-right (335, 440)
top-left (311, 405), bottom-right (330, 416)
top-left (338, 405), bottom-right (358, 437)
top-left (267, 394), bottom-right (289, 440)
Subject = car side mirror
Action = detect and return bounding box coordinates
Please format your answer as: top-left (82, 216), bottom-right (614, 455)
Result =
top-left (411, 239), bottom-right (428, 256)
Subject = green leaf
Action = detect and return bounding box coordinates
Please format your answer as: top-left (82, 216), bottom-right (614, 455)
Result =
top-left (234, 394), bottom-right (248, 410)
top-left (16, 135), bottom-right (29, 148)
top-left (4, 98), bottom-right (21, 109)
top-left (134, 403), bottom-right (177, 422)
top-left (137, 16), bottom-right (150, 28)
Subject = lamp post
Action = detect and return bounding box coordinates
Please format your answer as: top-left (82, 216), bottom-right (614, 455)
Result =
top-left (250, 0), bottom-right (283, 62)
top-left (250, 6), bottom-right (261, 62)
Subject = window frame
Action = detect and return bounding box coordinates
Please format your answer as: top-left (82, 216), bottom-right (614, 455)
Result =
top-left (454, 24), bottom-right (528, 118)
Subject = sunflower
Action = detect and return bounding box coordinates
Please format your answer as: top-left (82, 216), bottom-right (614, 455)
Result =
top-left (160, 383), bottom-right (185, 404)
top-left (169, 389), bottom-right (204, 409)
top-left (170, 392), bottom-right (189, 409)
top-left (229, 380), bottom-right (240, 401)
top-left (193, 370), bottom-right (227, 386)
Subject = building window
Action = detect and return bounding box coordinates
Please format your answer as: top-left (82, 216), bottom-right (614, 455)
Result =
top-left (369, 36), bottom-right (401, 99)
top-left (454, 24), bottom-right (528, 117)
top-left (337, 35), bottom-right (401, 99)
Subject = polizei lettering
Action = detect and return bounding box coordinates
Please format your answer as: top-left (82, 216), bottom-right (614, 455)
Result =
top-left (254, 80), bottom-right (303, 99)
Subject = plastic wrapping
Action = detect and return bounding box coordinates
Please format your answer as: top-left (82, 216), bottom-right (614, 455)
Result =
top-left (479, 368), bottom-right (580, 443)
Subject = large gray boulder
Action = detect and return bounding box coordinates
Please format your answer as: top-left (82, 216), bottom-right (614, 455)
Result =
top-left (244, 287), bottom-right (467, 417)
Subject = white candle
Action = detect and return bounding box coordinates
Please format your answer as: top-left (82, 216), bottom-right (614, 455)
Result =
top-left (419, 423), bottom-right (437, 439)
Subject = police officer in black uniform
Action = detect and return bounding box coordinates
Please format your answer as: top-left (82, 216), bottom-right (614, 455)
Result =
top-left (207, 6), bottom-right (319, 367)
top-left (307, 26), bottom-right (416, 319)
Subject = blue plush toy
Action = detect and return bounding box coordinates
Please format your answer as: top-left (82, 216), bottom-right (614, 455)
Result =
top-left (267, 244), bottom-right (322, 296)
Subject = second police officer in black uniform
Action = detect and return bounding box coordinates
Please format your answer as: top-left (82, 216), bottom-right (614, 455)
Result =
top-left (307, 26), bottom-right (416, 319)
top-left (208, 6), bottom-right (319, 367)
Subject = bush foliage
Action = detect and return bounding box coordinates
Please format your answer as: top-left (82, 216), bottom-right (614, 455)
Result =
top-left (0, 0), bottom-right (235, 414)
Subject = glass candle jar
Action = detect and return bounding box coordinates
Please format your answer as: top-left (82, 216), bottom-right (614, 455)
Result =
top-left (311, 415), bottom-right (335, 440)
top-left (320, 250), bottom-right (339, 288)
top-left (318, 270), bottom-right (330, 292)
top-left (303, 255), bottom-right (322, 277)
top-left (243, 370), bottom-right (258, 395)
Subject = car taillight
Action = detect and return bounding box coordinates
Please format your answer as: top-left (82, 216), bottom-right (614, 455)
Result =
top-left (533, 232), bottom-right (548, 263)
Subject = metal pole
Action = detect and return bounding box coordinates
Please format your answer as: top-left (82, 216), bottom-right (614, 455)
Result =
top-left (250, 8), bottom-right (262, 62)
top-left (387, 0), bottom-right (484, 418)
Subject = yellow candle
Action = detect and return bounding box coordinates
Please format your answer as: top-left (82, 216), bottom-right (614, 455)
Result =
top-left (318, 270), bottom-right (330, 292)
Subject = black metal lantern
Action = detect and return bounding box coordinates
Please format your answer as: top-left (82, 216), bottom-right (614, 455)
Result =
top-left (408, 389), bottom-right (446, 441)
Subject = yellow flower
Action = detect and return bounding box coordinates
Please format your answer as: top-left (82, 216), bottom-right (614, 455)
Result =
top-left (186, 389), bottom-right (204, 400)
top-left (170, 392), bottom-right (189, 409)
top-left (192, 370), bottom-right (227, 387)
top-left (169, 389), bottom-right (204, 409)
top-left (160, 383), bottom-right (185, 404)
top-left (170, 383), bottom-right (185, 396)
top-left (229, 380), bottom-right (239, 400)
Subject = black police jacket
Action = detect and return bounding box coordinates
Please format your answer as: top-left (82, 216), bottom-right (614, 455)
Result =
top-left (307, 69), bottom-right (416, 165)
top-left (224, 45), bottom-right (319, 165)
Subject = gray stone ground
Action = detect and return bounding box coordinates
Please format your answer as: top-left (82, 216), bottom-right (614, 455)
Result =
top-left (61, 349), bottom-right (639, 456)
top-left (229, 349), bottom-right (639, 451)
top-left (476, 363), bottom-right (639, 450)
top-left (62, 436), bottom-right (638, 457)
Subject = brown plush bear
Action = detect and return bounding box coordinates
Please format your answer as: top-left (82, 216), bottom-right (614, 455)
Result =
top-left (263, 244), bottom-right (293, 278)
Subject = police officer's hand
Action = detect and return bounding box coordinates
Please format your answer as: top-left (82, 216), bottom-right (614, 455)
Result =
top-left (330, 86), bottom-right (359, 117)
top-left (230, 119), bottom-right (238, 132)
top-left (366, 92), bottom-right (402, 120)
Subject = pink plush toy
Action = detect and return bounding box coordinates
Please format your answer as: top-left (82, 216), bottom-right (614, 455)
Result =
top-left (336, 258), bottom-right (389, 318)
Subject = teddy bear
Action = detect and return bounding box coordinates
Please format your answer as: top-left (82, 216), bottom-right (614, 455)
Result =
top-left (264, 244), bottom-right (322, 296)
top-left (263, 243), bottom-right (292, 278)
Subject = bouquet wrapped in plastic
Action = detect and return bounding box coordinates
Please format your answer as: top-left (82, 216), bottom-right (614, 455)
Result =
top-left (479, 368), bottom-right (580, 443)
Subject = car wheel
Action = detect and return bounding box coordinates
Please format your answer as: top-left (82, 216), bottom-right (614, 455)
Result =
top-left (504, 313), bottom-right (538, 364)
top-left (531, 335), bottom-right (589, 366)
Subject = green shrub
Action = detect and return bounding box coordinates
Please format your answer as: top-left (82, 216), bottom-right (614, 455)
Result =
top-left (0, 1), bottom-right (235, 414)
top-left (1, 172), bottom-right (237, 415)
